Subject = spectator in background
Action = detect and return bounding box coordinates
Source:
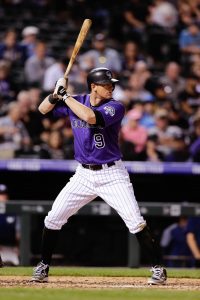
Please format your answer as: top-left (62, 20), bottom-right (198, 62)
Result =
top-left (191, 0), bottom-right (200, 21)
top-left (148, 108), bottom-right (184, 158)
top-left (79, 33), bottom-right (122, 74)
top-left (0, 184), bottom-right (20, 266)
top-left (121, 108), bottom-right (148, 160)
top-left (190, 58), bottom-right (200, 82)
top-left (178, 21), bottom-right (200, 68)
top-left (186, 217), bottom-right (200, 267)
top-left (144, 134), bottom-right (164, 161)
top-left (62, 118), bottom-right (74, 160)
top-left (125, 60), bottom-right (152, 105)
top-left (145, 76), bottom-right (172, 110)
top-left (24, 40), bottom-right (55, 88)
top-left (69, 66), bottom-right (92, 95)
top-left (0, 101), bottom-right (31, 158)
top-left (0, 95), bottom-right (7, 117)
top-left (159, 61), bottom-right (186, 104)
top-left (164, 132), bottom-right (190, 162)
top-left (20, 26), bottom-right (39, 58)
top-left (178, 76), bottom-right (199, 119)
top-left (177, 0), bottom-right (196, 30)
top-left (16, 90), bottom-right (31, 118)
top-left (148, 0), bottom-right (178, 31)
top-left (27, 86), bottom-right (45, 146)
top-left (0, 59), bottom-right (15, 103)
top-left (160, 216), bottom-right (192, 268)
top-left (0, 28), bottom-right (27, 66)
top-left (43, 52), bottom-right (88, 95)
top-left (28, 86), bottom-right (42, 111)
top-left (120, 40), bottom-right (145, 84)
top-left (122, 0), bottom-right (149, 45)
top-left (146, 0), bottom-right (179, 64)
top-left (38, 129), bottom-right (67, 159)
top-left (43, 57), bottom-right (67, 94)
top-left (139, 98), bottom-right (156, 129)
top-left (15, 88), bottom-right (44, 147)
top-left (168, 105), bottom-right (189, 130)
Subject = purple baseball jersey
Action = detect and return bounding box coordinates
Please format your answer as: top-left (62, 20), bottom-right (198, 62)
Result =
top-left (53, 94), bottom-right (125, 164)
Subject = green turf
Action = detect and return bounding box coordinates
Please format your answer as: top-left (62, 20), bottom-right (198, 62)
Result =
top-left (0, 288), bottom-right (199, 300)
top-left (0, 266), bottom-right (199, 278)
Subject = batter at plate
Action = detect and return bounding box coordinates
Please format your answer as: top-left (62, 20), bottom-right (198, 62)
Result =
top-left (30, 67), bottom-right (167, 285)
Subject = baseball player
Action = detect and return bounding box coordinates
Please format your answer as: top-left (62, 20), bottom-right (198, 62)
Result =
top-left (31, 67), bottom-right (167, 285)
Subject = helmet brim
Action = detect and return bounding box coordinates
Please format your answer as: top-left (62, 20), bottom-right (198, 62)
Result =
top-left (95, 78), bottom-right (119, 85)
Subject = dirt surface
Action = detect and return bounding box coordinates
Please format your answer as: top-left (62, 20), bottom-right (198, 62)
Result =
top-left (0, 276), bottom-right (200, 290)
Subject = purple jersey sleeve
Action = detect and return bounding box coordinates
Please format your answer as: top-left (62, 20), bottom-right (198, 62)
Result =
top-left (94, 100), bottom-right (125, 127)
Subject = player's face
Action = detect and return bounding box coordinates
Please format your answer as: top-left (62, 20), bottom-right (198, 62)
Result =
top-left (93, 83), bottom-right (113, 100)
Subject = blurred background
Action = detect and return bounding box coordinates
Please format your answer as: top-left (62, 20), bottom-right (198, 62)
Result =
top-left (0, 0), bottom-right (200, 269)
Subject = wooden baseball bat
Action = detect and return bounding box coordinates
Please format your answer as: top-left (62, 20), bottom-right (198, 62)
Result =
top-left (64, 19), bottom-right (92, 80)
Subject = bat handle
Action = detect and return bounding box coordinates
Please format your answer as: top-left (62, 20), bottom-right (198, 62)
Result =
top-left (63, 73), bottom-right (69, 88)
top-left (64, 65), bottom-right (71, 80)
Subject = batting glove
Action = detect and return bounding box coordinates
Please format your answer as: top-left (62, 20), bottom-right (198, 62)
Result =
top-left (53, 77), bottom-right (68, 100)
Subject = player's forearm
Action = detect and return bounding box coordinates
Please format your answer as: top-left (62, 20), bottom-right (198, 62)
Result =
top-left (186, 233), bottom-right (200, 259)
top-left (64, 96), bottom-right (96, 124)
top-left (38, 95), bottom-right (56, 114)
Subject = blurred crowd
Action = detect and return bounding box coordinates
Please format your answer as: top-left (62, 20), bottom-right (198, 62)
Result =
top-left (1, 0), bottom-right (200, 162)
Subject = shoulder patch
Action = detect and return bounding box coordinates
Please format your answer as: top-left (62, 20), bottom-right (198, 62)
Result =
top-left (103, 105), bottom-right (115, 116)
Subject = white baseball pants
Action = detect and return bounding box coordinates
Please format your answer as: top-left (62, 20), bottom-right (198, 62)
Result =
top-left (45, 160), bottom-right (146, 234)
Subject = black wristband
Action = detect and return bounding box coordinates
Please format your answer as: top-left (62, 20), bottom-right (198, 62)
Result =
top-left (48, 94), bottom-right (58, 104)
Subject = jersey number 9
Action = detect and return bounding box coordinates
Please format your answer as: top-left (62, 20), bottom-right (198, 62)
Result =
top-left (94, 133), bottom-right (105, 149)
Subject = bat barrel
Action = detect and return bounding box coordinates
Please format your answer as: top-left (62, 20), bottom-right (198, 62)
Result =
top-left (64, 19), bottom-right (92, 79)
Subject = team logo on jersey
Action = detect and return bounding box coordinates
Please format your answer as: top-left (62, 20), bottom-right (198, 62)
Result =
top-left (104, 105), bottom-right (115, 116)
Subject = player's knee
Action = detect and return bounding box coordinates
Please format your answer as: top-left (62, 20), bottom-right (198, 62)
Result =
top-left (44, 216), bottom-right (64, 230)
top-left (128, 221), bottom-right (147, 234)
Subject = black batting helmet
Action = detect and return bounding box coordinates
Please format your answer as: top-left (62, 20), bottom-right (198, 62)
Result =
top-left (87, 67), bottom-right (119, 91)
